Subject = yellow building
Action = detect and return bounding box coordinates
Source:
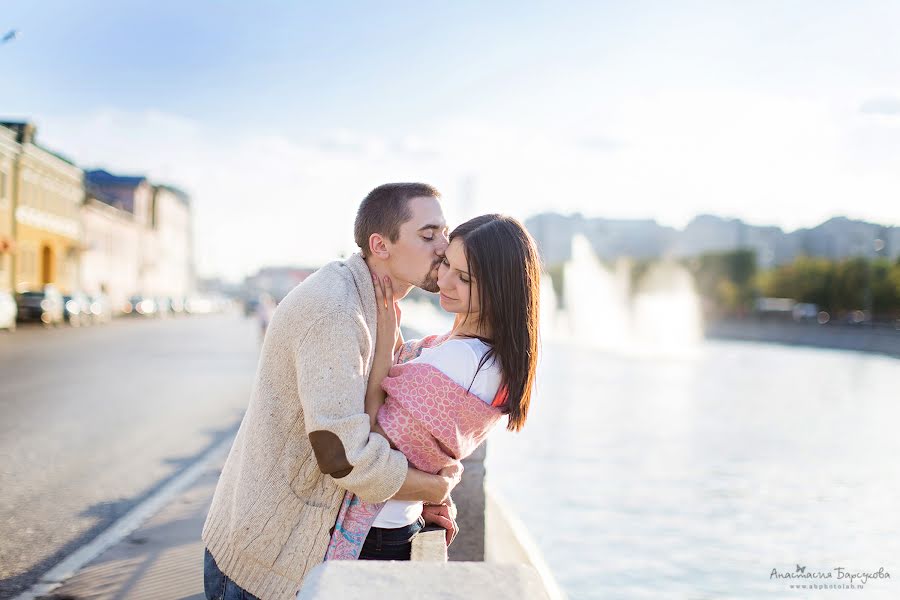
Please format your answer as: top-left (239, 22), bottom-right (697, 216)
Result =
top-left (0, 127), bottom-right (19, 292)
top-left (2, 122), bottom-right (84, 294)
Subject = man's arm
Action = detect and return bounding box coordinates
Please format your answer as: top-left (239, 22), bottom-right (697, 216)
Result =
top-left (392, 462), bottom-right (462, 504)
top-left (297, 310), bottom-right (461, 504)
top-left (297, 310), bottom-right (409, 503)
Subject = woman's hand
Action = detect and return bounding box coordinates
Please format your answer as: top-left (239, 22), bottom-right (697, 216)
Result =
top-left (373, 274), bottom-right (400, 359)
top-left (422, 502), bottom-right (459, 546)
top-left (365, 273), bottom-right (399, 430)
top-left (433, 462), bottom-right (463, 504)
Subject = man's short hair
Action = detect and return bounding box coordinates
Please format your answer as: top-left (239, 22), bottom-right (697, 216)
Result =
top-left (354, 183), bottom-right (441, 257)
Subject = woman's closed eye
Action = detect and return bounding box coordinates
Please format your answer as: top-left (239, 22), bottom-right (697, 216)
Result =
top-left (441, 257), bottom-right (469, 283)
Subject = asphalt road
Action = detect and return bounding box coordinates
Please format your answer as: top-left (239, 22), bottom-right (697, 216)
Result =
top-left (0, 313), bottom-right (261, 599)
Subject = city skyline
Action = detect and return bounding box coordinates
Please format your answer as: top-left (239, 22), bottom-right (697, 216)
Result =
top-left (526, 212), bottom-right (900, 269)
top-left (3, 1), bottom-right (900, 280)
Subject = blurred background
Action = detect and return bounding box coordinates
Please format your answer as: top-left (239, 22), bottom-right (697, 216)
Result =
top-left (1, 2), bottom-right (899, 599)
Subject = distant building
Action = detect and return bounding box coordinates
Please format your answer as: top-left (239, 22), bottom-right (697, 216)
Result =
top-left (2, 122), bottom-right (84, 294)
top-left (526, 213), bottom-right (679, 265)
top-left (0, 126), bottom-right (18, 293)
top-left (790, 216), bottom-right (897, 261)
top-left (525, 212), bottom-right (581, 265)
top-left (149, 185), bottom-right (193, 299)
top-left (80, 186), bottom-right (141, 310)
top-left (244, 266), bottom-right (316, 302)
top-left (83, 169), bottom-right (154, 221)
top-left (526, 212), bottom-right (900, 268)
top-left (742, 224), bottom-right (799, 269)
top-left (669, 215), bottom-right (743, 258)
top-left (885, 227), bottom-right (900, 261)
top-left (85, 170), bottom-right (154, 295)
top-left (196, 276), bottom-right (242, 297)
top-left (669, 215), bottom-right (794, 269)
top-left (586, 218), bottom-right (677, 261)
top-left (86, 170), bottom-right (194, 300)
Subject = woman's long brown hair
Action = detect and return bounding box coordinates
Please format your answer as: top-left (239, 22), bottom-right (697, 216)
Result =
top-left (450, 214), bottom-right (540, 432)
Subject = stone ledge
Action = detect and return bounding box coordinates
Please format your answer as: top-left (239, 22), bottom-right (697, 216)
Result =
top-left (297, 562), bottom-right (553, 600)
top-left (412, 527), bottom-right (448, 562)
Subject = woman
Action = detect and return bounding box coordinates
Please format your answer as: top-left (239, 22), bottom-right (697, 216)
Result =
top-left (324, 214), bottom-right (541, 562)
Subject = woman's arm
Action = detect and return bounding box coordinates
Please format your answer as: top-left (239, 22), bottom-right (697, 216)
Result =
top-left (365, 274), bottom-right (400, 429)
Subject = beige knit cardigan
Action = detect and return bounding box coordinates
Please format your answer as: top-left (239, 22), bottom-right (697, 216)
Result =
top-left (202, 253), bottom-right (409, 599)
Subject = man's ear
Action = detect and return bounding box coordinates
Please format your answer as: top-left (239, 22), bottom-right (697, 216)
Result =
top-left (368, 233), bottom-right (390, 259)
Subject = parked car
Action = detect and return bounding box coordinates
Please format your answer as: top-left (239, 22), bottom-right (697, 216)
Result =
top-left (156, 296), bottom-right (173, 318)
top-left (63, 292), bottom-right (93, 327)
top-left (0, 291), bottom-right (17, 332)
top-left (170, 296), bottom-right (187, 315)
top-left (124, 295), bottom-right (157, 317)
top-left (88, 294), bottom-right (113, 324)
top-left (16, 286), bottom-right (65, 326)
top-left (792, 302), bottom-right (819, 322)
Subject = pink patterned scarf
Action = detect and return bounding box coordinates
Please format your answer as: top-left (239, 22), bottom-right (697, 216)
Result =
top-left (323, 335), bottom-right (505, 561)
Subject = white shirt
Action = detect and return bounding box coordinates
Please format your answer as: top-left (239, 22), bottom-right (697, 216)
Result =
top-left (372, 337), bottom-right (503, 529)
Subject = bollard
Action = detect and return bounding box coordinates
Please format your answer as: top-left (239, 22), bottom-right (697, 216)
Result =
top-left (411, 527), bottom-right (448, 562)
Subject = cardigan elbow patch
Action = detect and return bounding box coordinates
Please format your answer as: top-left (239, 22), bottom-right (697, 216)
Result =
top-left (309, 430), bottom-right (353, 479)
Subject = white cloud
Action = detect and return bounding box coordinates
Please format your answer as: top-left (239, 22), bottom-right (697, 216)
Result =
top-left (37, 110), bottom-right (480, 281)
top-left (35, 93), bottom-right (900, 280)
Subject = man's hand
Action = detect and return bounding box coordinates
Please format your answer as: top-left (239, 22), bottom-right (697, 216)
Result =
top-left (422, 501), bottom-right (459, 546)
top-left (392, 463), bottom-right (463, 504)
top-left (435, 462), bottom-right (463, 504)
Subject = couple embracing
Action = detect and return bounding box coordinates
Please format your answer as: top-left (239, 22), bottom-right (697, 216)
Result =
top-left (202, 183), bottom-right (541, 599)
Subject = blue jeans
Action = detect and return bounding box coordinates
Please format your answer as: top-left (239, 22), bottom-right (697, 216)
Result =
top-left (358, 516), bottom-right (425, 561)
top-left (204, 548), bottom-right (260, 600)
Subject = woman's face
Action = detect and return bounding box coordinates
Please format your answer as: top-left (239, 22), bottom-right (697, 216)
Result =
top-left (437, 238), bottom-right (480, 317)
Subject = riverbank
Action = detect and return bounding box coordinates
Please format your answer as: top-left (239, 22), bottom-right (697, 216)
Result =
top-left (704, 318), bottom-right (900, 358)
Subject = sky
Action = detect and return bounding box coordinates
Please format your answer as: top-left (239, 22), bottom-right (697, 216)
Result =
top-left (3, 1), bottom-right (900, 281)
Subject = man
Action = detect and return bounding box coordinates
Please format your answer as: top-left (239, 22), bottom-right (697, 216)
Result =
top-left (203, 183), bottom-right (460, 599)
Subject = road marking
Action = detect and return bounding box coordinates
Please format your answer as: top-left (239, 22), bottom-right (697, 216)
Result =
top-left (12, 435), bottom-right (234, 600)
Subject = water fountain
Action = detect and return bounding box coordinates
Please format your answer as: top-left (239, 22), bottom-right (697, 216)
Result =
top-left (632, 261), bottom-right (703, 354)
top-left (543, 235), bottom-right (703, 357)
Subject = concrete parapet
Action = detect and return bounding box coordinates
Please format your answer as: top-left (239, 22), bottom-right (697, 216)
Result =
top-left (705, 318), bottom-right (900, 358)
top-left (448, 441), bottom-right (487, 561)
top-left (485, 485), bottom-right (567, 600)
top-left (436, 440), bottom-right (566, 598)
top-left (296, 562), bottom-right (553, 600)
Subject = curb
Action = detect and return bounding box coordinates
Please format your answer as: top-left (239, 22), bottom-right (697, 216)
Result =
top-left (12, 437), bottom-right (232, 600)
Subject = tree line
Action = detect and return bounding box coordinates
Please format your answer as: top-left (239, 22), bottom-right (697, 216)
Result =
top-left (685, 250), bottom-right (900, 321)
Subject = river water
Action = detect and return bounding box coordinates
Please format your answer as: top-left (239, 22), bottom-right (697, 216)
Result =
top-left (485, 339), bottom-right (900, 599)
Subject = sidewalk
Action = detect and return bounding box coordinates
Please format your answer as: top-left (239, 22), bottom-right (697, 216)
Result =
top-left (36, 443), bottom-right (559, 600)
top-left (43, 453), bottom-right (226, 600)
